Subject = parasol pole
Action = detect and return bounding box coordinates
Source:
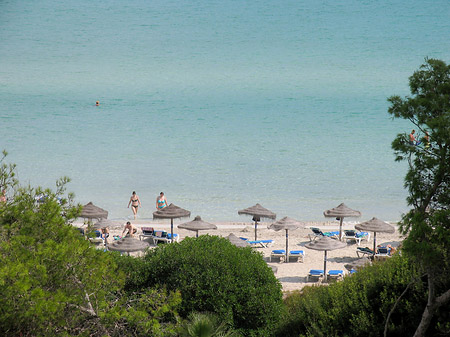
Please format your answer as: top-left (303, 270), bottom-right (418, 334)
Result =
top-left (373, 231), bottom-right (377, 256)
top-left (285, 229), bottom-right (289, 262)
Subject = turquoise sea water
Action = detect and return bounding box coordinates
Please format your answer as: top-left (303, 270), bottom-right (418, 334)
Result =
top-left (1, 0), bottom-right (449, 221)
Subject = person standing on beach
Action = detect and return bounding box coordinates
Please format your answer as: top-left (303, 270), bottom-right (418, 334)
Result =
top-left (156, 192), bottom-right (168, 210)
top-left (128, 191), bottom-right (141, 219)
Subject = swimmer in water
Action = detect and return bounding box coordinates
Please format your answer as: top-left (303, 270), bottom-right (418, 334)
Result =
top-left (96, 101), bottom-right (99, 106)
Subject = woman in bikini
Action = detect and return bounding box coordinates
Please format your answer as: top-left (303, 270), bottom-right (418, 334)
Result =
top-left (127, 191), bottom-right (141, 219)
top-left (156, 192), bottom-right (168, 210)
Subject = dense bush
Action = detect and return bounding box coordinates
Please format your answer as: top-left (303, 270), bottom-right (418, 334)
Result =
top-left (0, 151), bottom-right (183, 336)
top-left (276, 254), bottom-right (450, 337)
top-left (0, 187), bottom-right (184, 336)
top-left (101, 287), bottom-right (181, 337)
top-left (118, 235), bottom-right (284, 336)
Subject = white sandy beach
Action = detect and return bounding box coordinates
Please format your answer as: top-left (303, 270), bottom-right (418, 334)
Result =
top-left (76, 219), bottom-right (404, 293)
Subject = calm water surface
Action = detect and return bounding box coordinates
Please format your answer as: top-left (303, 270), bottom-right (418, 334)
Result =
top-left (1, 0), bottom-right (449, 221)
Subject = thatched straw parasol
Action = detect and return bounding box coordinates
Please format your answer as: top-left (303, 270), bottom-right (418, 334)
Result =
top-left (344, 257), bottom-right (371, 271)
top-left (178, 215), bottom-right (217, 238)
top-left (324, 203), bottom-right (361, 240)
top-left (355, 217), bottom-right (395, 256)
top-left (305, 236), bottom-right (347, 282)
top-left (268, 216), bottom-right (305, 262)
top-left (227, 233), bottom-right (250, 248)
top-left (107, 236), bottom-right (150, 255)
top-left (238, 203), bottom-right (276, 241)
top-left (81, 202), bottom-right (108, 221)
top-left (153, 203), bottom-right (190, 242)
top-left (92, 218), bottom-right (115, 229)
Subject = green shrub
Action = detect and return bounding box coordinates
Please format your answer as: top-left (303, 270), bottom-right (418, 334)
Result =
top-left (120, 235), bottom-right (283, 336)
top-left (101, 287), bottom-right (182, 337)
top-left (276, 255), bottom-right (442, 337)
top-left (0, 153), bottom-right (183, 336)
top-left (179, 311), bottom-right (241, 337)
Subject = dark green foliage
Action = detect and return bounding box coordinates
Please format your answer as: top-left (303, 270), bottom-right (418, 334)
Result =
top-left (101, 287), bottom-right (182, 337)
top-left (119, 235), bottom-right (284, 336)
top-left (0, 185), bottom-right (122, 336)
top-left (179, 312), bottom-right (241, 337)
top-left (388, 58), bottom-right (450, 335)
top-left (276, 255), bottom-right (450, 337)
top-left (0, 152), bottom-right (183, 336)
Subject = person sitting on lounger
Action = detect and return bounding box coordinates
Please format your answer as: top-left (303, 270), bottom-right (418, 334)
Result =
top-left (100, 227), bottom-right (109, 244)
top-left (378, 244), bottom-right (397, 255)
top-left (122, 221), bottom-right (137, 237)
top-left (388, 244), bottom-right (397, 254)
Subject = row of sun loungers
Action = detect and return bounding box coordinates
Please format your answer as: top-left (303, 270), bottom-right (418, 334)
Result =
top-left (270, 249), bottom-right (305, 263)
top-left (139, 227), bottom-right (180, 244)
top-left (343, 230), bottom-right (370, 245)
top-left (308, 228), bottom-right (370, 245)
top-left (307, 269), bottom-right (346, 282)
top-left (308, 227), bottom-right (340, 241)
top-left (80, 227), bottom-right (180, 246)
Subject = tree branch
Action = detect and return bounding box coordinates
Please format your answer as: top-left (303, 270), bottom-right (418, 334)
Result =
top-left (384, 275), bottom-right (423, 337)
top-left (435, 288), bottom-right (450, 308)
top-left (412, 275), bottom-right (450, 337)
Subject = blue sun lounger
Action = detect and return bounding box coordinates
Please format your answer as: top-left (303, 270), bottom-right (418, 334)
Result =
top-left (270, 249), bottom-right (286, 262)
top-left (89, 230), bottom-right (106, 246)
top-left (374, 247), bottom-right (391, 260)
top-left (139, 227), bottom-right (154, 241)
top-left (151, 230), bottom-right (180, 244)
top-left (356, 247), bottom-right (374, 258)
top-left (308, 269), bottom-right (324, 282)
top-left (309, 227), bottom-right (339, 241)
top-left (247, 239), bottom-right (274, 248)
top-left (343, 230), bottom-right (370, 245)
top-left (288, 250), bottom-right (305, 262)
top-left (240, 237), bottom-right (274, 248)
top-left (327, 270), bottom-right (344, 281)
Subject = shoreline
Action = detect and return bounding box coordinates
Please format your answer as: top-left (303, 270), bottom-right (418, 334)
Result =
top-left (76, 219), bottom-right (404, 292)
top-left (73, 207), bottom-right (406, 225)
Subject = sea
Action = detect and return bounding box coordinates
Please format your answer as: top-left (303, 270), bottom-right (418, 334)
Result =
top-left (1, 0), bottom-right (449, 222)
